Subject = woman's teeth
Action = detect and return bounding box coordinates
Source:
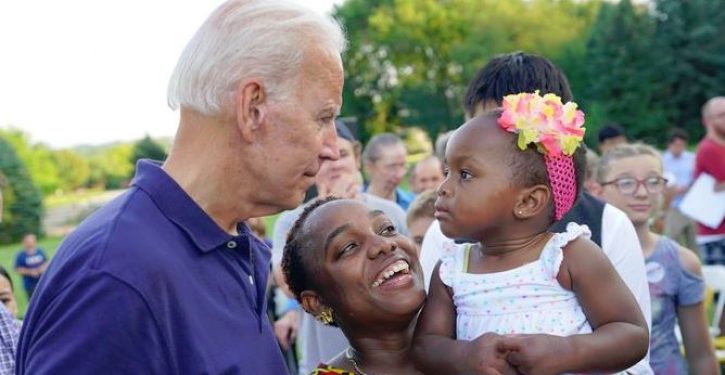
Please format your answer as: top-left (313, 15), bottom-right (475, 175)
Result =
top-left (372, 260), bottom-right (410, 288)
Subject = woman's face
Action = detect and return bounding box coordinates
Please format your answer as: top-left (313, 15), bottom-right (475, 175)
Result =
top-left (0, 275), bottom-right (17, 318)
top-left (305, 199), bottom-right (425, 329)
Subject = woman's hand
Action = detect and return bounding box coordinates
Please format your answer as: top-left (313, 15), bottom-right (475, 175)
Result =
top-left (499, 334), bottom-right (568, 375)
top-left (462, 333), bottom-right (518, 375)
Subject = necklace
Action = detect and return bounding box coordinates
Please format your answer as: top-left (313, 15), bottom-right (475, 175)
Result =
top-left (345, 347), bottom-right (372, 375)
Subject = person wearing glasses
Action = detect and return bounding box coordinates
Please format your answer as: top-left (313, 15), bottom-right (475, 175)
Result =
top-left (595, 143), bottom-right (718, 374)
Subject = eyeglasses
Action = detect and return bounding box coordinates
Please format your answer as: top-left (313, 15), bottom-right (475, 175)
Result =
top-left (601, 176), bottom-right (668, 195)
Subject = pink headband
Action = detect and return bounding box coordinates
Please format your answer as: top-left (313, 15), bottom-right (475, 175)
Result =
top-left (496, 91), bottom-right (586, 220)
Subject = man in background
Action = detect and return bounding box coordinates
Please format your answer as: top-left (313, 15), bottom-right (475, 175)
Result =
top-left (695, 97), bottom-right (725, 264)
top-left (662, 127), bottom-right (697, 250)
top-left (409, 155), bottom-right (444, 195)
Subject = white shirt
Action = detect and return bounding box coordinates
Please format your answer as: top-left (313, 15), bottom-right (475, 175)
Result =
top-left (419, 203), bottom-right (653, 375)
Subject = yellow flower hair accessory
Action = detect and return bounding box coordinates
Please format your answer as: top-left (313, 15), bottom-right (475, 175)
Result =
top-left (497, 91), bottom-right (586, 220)
top-left (497, 90), bottom-right (585, 156)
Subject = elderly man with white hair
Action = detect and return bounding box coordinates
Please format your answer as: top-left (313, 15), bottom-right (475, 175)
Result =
top-left (16, 1), bottom-right (345, 373)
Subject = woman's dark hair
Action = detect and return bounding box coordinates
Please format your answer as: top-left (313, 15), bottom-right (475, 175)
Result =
top-left (0, 265), bottom-right (14, 292)
top-left (281, 196), bottom-right (341, 303)
top-left (463, 52), bottom-right (573, 116)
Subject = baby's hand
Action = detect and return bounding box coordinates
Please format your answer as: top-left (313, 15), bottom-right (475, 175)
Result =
top-left (462, 333), bottom-right (518, 375)
top-left (499, 334), bottom-right (569, 375)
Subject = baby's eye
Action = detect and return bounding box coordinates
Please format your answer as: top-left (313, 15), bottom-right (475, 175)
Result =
top-left (460, 170), bottom-right (472, 180)
top-left (442, 167), bottom-right (449, 177)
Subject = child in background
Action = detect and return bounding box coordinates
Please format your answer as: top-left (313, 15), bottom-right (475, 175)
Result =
top-left (413, 92), bottom-right (649, 374)
top-left (595, 144), bottom-right (717, 374)
top-left (406, 190), bottom-right (437, 252)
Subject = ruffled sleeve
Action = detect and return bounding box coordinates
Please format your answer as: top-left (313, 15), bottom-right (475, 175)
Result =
top-left (438, 240), bottom-right (463, 287)
top-left (541, 222), bottom-right (592, 278)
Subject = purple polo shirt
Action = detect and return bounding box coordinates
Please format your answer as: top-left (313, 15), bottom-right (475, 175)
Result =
top-left (16, 160), bottom-right (287, 374)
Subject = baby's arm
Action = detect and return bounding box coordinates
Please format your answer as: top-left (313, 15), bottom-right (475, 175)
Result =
top-left (412, 261), bottom-right (513, 375)
top-left (502, 237), bottom-right (649, 374)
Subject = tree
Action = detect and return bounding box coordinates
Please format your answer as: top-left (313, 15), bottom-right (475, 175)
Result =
top-left (0, 129), bottom-right (61, 195)
top-left (88, 144), bottom-right (134, 189)
top-left (334, 0), bottom-right (601, 142)
top-left (0, 136), bottom-right (43, 244)
top-left (130, 135), bottom-right (167, 166)
top-left (649, 0), bottom-right (725, 143)
top-left (52, 150), bottom-right (91, 192)
top-left (578, 0), bottom-right (666, 146)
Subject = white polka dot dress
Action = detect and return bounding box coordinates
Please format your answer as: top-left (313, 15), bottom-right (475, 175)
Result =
top-left (439, 223), bottom-right (593, 341)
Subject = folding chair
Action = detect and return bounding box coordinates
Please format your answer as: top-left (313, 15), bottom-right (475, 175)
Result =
top-left (701, 265), bottom-right (725, 363)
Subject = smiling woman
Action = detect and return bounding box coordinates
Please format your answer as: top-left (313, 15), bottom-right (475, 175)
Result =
top-left (281, 197), bottom-right (425, 375)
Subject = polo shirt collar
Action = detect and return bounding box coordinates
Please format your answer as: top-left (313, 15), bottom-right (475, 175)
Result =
top-left (131, 160), bottom-right (250, 253)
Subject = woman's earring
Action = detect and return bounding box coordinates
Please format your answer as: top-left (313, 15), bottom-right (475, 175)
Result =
top-left (316, 308), bottom-right (334, 326)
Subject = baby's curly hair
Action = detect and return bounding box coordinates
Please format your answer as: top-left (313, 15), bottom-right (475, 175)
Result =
top-left (281, 196), bottom-right (341, 303)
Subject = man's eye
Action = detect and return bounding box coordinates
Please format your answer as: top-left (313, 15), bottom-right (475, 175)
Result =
top-left (460, 170), bottom-right (472, 180)
top-left (443, 168), bottom-right (449, 177)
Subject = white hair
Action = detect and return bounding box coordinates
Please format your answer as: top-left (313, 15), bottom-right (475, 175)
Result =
top-left (167, 0), bottom-right (346, 116)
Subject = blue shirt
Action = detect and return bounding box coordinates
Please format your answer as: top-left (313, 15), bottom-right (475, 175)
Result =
top-left (14, 248), bottom-right (47, 291)
top-left (395, 188), bottom-right (415, 211)
top-left (17, 160), bottom-right (287, 374)
top-left (662, 150), bottom-right (695, 207)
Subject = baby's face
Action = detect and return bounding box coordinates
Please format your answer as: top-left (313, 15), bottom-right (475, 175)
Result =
top-left (435, 116), bottom-right (521, 241)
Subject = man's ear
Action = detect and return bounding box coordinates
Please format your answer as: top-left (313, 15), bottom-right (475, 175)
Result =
top-left (513, 184), bottom-right (551, 219)
top-left (300, 290), bottom-right (324, 316)
top-left (235, 79), bottom-right (268, 143)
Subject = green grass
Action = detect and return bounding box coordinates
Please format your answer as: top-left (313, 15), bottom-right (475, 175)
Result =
top-left (0, 237), bottom-right (63, 318)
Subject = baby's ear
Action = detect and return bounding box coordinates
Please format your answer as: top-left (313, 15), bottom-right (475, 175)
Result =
top-left (513, 184), bottom-right (551, 219)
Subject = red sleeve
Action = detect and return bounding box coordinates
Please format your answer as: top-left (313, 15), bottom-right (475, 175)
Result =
top-left (695, 139), bottom-right (725, 182)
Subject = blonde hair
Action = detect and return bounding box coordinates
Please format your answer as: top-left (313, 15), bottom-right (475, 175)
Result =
top-left (596, 143), bottom-right (662, 183)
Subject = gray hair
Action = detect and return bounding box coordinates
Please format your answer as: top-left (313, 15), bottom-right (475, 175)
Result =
top-left (362, 133), bottom-right (404, 163)
top-left (167, 0), bottom-right (346, 116)
top-left (596, 143), bottom-right (661, 184)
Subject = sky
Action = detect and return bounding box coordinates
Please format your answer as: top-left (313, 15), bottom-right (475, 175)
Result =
top-left (0, 0), bottom-right (341, 149)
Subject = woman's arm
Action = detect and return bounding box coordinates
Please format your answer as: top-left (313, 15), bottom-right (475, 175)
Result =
top-left (677, 246), bottom-right (718, 374)
top-left (412, 262), bottom-right (512, 375)
top-left (503, 237), bottom-right (649, 374)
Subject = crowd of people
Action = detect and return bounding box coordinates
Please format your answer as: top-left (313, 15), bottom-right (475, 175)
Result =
top-left (0, 0), bottom-right (723, 374)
